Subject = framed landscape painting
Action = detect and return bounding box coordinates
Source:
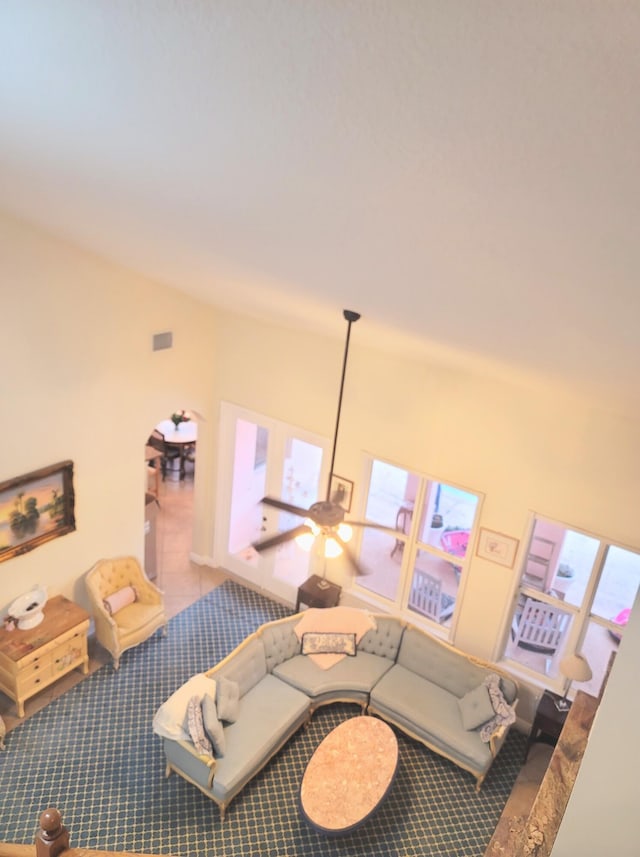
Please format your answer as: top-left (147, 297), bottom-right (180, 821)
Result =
top-left (0, 460), bottom-right (76, 562)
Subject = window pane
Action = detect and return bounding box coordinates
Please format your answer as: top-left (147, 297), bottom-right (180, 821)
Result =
top-left (552, 529), bottom-right (599, 607)
top-left (591, 545), bottom-right (640, 623)
top-left (418, 482), bottom-right (478, 557)
top-left (407, 550), bottom-right (457, 626)
top-left (504, 595), bottom-right (574, 679)
top-left (364, 460), bottom-right (415, 529)
top-left (278, 438), bottom-right (322, 533)
top-left (579, 620), bottom-right (619, 699)
top-left (358, 528), bottom-right (402, 601)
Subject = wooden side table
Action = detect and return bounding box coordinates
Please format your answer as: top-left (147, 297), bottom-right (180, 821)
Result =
top-left (0, 595), bottom-right (90, 717)
top-left (524, 689), bottom-right (570, 761)
top-left (295, 575), bottom-right (342, 612)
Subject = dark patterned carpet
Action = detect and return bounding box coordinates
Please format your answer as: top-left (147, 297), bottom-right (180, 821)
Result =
top-left (0, 580), bottom-right (525, 856)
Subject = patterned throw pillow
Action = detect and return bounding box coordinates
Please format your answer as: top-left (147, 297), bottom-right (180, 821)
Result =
top-left (301, 631), bottom-right (357, 656)
top-left (202, 693), bottom-right (226, 757)
top-left (187, 695), bottom-right (212, 756)
top-left (216, 677), bottom-right (240, 723)
top-left (479, 673), bottom-right (517, 742)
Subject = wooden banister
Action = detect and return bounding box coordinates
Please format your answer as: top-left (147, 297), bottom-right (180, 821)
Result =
top-left (0, 808), bottom-right (171, 857)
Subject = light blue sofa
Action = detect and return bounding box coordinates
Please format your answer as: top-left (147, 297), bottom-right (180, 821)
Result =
top-left (157, 611), bottom-right (518, 820)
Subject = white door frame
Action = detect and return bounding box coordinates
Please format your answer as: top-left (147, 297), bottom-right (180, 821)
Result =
top-left (214, 402), bottom-right (330, 604)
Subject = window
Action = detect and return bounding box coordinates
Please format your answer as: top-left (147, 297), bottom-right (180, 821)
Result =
top-left (503, 516), bottom-right (640, 698)
top-left (354, 458), bottom-right (481, 638)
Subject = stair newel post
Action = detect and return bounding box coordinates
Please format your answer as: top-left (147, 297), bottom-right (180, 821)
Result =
top-left (35, 808), bottom-right (69, 857)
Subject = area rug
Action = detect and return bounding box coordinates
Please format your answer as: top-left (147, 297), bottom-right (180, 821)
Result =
top-left (0, 580), bottom-right (525, 856)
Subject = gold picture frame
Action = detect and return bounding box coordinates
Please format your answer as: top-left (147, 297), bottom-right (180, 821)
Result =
top-left (0, 460), bottom-right (76, 563)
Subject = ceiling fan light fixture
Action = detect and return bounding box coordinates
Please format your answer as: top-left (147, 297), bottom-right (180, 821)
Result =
top-left (337, 522), bottom-right (353, 543)
top-left (324, 536), bottom-right (343, 559)
top-left (295, 531), bottom-right (316, 552)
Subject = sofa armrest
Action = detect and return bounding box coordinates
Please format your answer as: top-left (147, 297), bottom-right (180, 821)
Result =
top-left (173, 738), bottom-right (218, 789)
top-left (135, 576), bottom-right (164, 606)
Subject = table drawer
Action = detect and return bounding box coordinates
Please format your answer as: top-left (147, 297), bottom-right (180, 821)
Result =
top-left (17, 663), bottom-right (54, 696)
top-left (20, 650), bottom-right (54, 680)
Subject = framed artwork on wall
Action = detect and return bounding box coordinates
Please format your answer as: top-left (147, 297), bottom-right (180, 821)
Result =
top-left (329, 475), bottom-right (354, 512)
top-left (476, 527), bottom-right (519, 568)
top-left (0, 460), bottom-right (76, 563)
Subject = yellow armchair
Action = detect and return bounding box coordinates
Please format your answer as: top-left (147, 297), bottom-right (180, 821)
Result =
top-left (85, 556), bottom-right (167, 669)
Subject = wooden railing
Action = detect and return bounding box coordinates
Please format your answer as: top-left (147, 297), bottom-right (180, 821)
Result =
top-left (0, 809), bottom-right (168, 857)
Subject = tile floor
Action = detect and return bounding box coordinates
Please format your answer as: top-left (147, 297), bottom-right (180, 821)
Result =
top-left (1, 472), bottom-right (548, 828)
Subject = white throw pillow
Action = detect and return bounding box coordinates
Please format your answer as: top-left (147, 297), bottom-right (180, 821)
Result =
top-left (152, 674), bottom-right (217, 741)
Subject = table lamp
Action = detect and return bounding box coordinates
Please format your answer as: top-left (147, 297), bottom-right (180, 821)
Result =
top-left (555, 652), bottom-right (592, 711)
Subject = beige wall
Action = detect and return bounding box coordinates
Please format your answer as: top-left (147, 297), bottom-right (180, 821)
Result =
top-left (1, 211), bottom-right (218, 611)
top-left (1, 210), bottom-right (637, 851)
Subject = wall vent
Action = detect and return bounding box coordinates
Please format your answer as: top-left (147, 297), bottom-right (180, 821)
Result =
top-left (152, 331), bottom-right (173, 351)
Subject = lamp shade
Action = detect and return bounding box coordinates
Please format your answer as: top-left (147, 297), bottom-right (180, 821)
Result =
top-left (559, 653), bottom-right (592, 683)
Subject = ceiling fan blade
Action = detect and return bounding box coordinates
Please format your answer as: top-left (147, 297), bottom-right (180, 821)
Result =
top-left (260, 496), bottom-right (309, 517)
top-left (332, 532), bottom-right (370, 576)
top-left (252, 523), bottom-right (311, 552)
top-left (347, 520), bottom-right (401, 536)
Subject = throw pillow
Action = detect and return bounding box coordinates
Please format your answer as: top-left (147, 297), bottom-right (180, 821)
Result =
top-left (479, 673), bottom-right (517, 743)
top-left (187, 695), bottom-right (212, 756)
top-left (103, 585), bottom-right (137, 615)
top-left (152, 674), bottom-right (217, 741)
top-left (301, 631), bottom-right (357, 656)
top-left (202, 692), bottom-right (226, 757)
top-left (216, 677), bottom-right (240, 724)
top-left (457, 683), bottom-right (496, 731)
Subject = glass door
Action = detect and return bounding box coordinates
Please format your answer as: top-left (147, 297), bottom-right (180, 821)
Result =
top-left (215, 403), bottom-right (328, 604)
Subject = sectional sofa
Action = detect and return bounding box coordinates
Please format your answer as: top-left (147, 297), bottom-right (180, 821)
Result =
top-left (153, 607), bottom-right (518, 820)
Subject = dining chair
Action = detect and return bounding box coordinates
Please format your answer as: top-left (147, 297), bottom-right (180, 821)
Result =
top-left (147, 429), bottom-right (181, 480)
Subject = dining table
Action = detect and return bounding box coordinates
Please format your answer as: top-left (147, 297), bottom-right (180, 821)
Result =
top-left (155, 419), bottom-right (198, 479)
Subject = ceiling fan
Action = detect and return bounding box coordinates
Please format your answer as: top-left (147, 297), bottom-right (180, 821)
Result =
top-left (251, 309), bottom-right (395, 576)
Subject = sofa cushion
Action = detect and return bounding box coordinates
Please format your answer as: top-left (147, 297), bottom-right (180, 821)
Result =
top-left (273, 651), bottom-right (393, 699)
top-left (216, 677), bottom-right (240, 723)
top-left (153, 673), bottom-right (217, 741)
top-left (397, 627), bottom-right (494, 697)
top-left (214, 637), bottom-right (267, 697)
top-left (202, 692), bottom-right (226, 757)
top-left (211, 674), bottom-right (310, 799)
top-left (458, 683), bottom-right (495, 731)
top-left (261, 619), bottom-right (301, 672)
top-left (369, 664), bottom-right (493, 770)
top-left (357, 617), bottom-right (404, 661)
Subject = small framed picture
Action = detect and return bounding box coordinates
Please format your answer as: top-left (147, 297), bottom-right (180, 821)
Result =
top-left (476, 527), bottom-right (519, 568)
top-left (329, 475), bottom-right (354, 512)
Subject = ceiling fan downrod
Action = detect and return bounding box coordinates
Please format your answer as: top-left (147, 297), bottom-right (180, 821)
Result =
top-left (326, 309), bottom-right (361, 501)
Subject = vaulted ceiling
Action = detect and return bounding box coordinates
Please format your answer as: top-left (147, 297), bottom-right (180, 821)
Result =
top-left (2, 3), bottom-right (639, 415)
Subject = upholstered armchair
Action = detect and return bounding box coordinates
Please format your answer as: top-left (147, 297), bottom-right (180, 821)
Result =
top-left (85, 556), bottom-right (167, 669)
